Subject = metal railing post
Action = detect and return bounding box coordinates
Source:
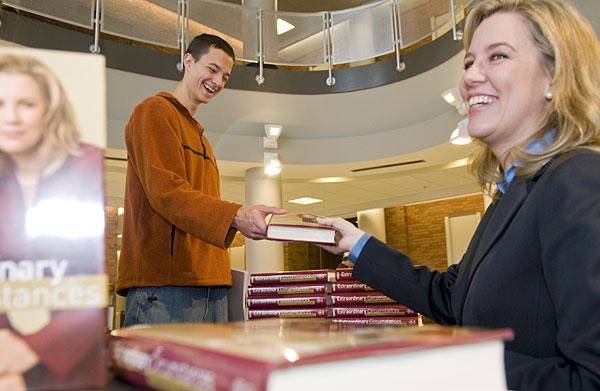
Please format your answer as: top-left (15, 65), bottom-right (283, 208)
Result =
top-left (325, 12), bottom-right (335, 86)
top-left (89, 0), bottom-right (101, 54)
top-left (391, 0), bottom-right (405, 72)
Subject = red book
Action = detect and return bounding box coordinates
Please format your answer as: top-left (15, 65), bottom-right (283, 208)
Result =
top-left (334, 268), bottom-right (355, 281)
top-left (0, 47), bottom-right (107, 390)
top-left (266, 213), bottom-right (336, 244)
top-left (331, 280), bottom-right (375, 292)
top-left (250, 270), bottom-right (334, 285)
top-left (247, 307), bottom-right (329, 319)
top-left (247, 283), bottom-right (329, 296)
top-left (247, 294), bottom-right (330, 309)
top-left (109, 319), bottom-right (513, 390)
top-left (331, 316), bottom-right (422, 326)
top-left (331, 304), bottom-right (418, 318)
top-left (330, 292), bottom-right (397, 305)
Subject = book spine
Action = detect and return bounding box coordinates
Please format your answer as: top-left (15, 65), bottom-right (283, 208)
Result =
top-left (334, 269), bottom-right (355, 281)
top-left (250, 271), bottom-right (330, 285)
top-left (330, 305), bottom-right (417, 318)
top-left (247, 307), bottom-right (329, 319)
top-left (330, 293), bottom-right (396, 305)
top-left (331, 281), bottom-right (375, 293)
top-left (331, 316), bottom-right (421, 325)
top-left (247, 294), bottom-right (329, 309)
top-left (109, 335), bottom-right (268, 391)
top-left (247, 283), bottom-right (329, 296)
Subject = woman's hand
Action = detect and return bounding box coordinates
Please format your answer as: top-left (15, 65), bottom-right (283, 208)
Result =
top-left (316, 217), bottom-right (365, 255)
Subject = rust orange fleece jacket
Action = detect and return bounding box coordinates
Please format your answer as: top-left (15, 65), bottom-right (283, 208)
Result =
top-left (116, 92), bottom-right (242, 295)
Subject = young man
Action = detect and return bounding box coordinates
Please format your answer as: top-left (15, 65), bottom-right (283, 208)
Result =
top-left (117, 34), bottom-right (284, 326)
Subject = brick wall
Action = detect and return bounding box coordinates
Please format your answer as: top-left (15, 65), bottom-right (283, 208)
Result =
top-left (385, 194), bottom-right (485, 272)
top-left (104, 206), bottom-right (119, 284)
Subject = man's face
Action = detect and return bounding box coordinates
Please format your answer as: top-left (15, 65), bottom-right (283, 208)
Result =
top-left (182, 47), bottom-right (233, 106)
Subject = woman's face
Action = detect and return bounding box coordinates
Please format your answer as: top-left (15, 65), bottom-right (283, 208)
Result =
top-left (459, 12), bottom-right (551, 164)
top-left (0, 73), bottom-right (47, 157)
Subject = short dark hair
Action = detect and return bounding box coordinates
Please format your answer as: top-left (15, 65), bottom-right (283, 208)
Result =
top-left (186, 33), bottom-right (235, 62)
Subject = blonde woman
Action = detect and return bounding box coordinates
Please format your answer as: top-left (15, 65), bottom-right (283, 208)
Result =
top-left (0, 54), bottom-right (105, 390)
top-left (317, 0), bottom-right (600, 389)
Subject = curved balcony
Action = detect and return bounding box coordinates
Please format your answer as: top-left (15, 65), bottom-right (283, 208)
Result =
top-left (1, 0), bottom-right (472, 93)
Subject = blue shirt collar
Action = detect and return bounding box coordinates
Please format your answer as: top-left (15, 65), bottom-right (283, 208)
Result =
top-left (497, 130), bottom-right (555, 194)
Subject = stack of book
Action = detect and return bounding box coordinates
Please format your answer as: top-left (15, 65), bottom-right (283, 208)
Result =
top-left (330, 268), bottom-right (422, 325)
top-left (246, 269), bottom-right (334, 320)
top-left (246, 269), bottom-right (420, 325)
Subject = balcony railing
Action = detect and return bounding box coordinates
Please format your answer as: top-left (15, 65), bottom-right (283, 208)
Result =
top-left (3, 0), bottom-right (472, 85)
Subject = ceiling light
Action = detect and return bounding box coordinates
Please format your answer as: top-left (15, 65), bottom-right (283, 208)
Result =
top-left (442, 87), bottom-right (467, 115)
top-left (265, 124), bottom-right (282, 139)
top-left (264, 151), bottom-right (282, 175)
top-left (264, 124), bottom-right (282, 149)
top-left (442, 88), bottom-right (459, 105)
top-left (288, 197), bottom-right (323, 205)
top-left (277, 18), bottom-right (295, 35)
top-left (449, 118), bottom-right (471, 145)
top-left (310, 177), bottom-right (352, 183)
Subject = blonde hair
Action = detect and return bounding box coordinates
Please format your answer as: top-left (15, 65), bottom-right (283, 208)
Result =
top-left (0, 54), bottom-right (82, 167)
top-left (464, 0), bottom-right (600, 198)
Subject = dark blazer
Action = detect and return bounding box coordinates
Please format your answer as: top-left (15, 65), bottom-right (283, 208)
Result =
top-left (353, 149), bottom-right (600, 391)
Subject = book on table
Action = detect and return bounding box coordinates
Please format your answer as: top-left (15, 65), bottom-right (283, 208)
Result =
top-left (108, 318), bottom-right (513, 391)
top-left (247, 294), bottom-right (330, 309)
top-left (331, 316), bottom-right (422, 326)
top-left (247, 283), bottom-right (330, 296)
top-left (249, 269), bottom-right (334, 285)
top-left (266, 213), bottom-right (336, 244)
top-left (247, 307), bottom-right (329, 319)
top-left (330, 304), bottom-right (418, 317)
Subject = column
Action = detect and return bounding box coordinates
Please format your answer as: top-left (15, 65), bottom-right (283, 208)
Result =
top-left (357, 208), bottom-right (386, 243)
top-left (244, 167), bottom-right (284, 275)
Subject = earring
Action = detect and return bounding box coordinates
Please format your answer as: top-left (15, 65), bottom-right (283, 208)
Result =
top-left (545, 91), bottom-right (553, 101)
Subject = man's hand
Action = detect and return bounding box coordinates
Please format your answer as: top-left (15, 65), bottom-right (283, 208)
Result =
top-left (0, 329), bottom-right (39, 376)
top-left (315, 217), bottom-right (365, 255)
top-left (232, 205), bottom-right (286, 240)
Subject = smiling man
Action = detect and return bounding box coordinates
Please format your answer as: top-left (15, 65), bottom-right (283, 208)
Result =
top-left (117, 34), bottom-right (285, 326)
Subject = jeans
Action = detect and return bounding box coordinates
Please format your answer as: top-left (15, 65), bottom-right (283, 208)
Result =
top-left (122, 286), bottom-right (228, 327)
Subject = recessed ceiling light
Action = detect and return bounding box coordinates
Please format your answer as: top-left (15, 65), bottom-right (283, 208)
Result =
top-left (288, 197), bottom-right (323, 205)
top-left (309, 177), bottom-right (352, 183)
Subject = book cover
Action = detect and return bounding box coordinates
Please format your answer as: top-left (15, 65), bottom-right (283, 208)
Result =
top-left (330, 292), bottom-right (397, 305)
top-left (266, 213), bottom-right (336, 244)
top-left (247, 283), bottom-right (330, 296)
top-left (108, 319), bottom-right (513, 391)
top-left (247, 294), bottom-right (330, 309)
top-left (331, 316), bottom-right (422, 326)
top-left (247, 307), bottom-right (329, 319)
top-left (331, 304), bottom-right (418, 318)
top-left (249, 270), bottom-right (334, 286)
top-left (0, 47), bottom-right (107, 390)
top-left (331, 280), bottom-right (375, 292)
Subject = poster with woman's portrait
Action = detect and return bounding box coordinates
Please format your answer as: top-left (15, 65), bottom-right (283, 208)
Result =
top-left (0, 46), bottom-right (107, 390)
